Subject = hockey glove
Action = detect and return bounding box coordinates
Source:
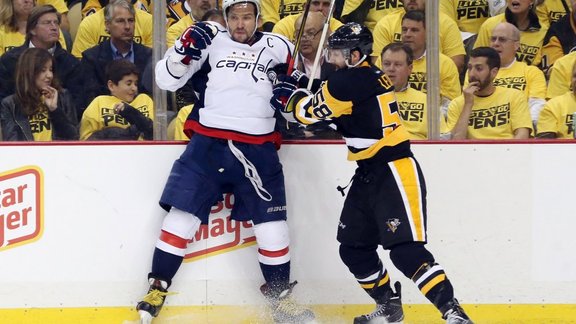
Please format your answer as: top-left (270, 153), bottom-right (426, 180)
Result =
top-left (283, 88), bottom-right (313, 122)
top-left (270, 74), bottom-right (298, 112)
top-left (174, 22), bottom-right (218, 64)
top-left (267, 64), bottom-right (310, 88)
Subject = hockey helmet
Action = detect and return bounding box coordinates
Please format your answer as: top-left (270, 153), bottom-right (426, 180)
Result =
top-left (222, 0), bottom-right (261, 16)
top-left (327, 22), bottom-right (373, 57)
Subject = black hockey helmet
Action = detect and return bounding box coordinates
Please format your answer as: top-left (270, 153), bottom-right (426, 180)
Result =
top-left (327, 22), bottom-right (373, 57)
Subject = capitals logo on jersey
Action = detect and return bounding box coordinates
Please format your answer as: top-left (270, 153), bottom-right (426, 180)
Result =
top-left (214, 35), bottom-right (289, 82)
top-left (215, 49), bottom-right (273, 82)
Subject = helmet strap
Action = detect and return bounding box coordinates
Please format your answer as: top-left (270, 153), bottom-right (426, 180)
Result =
top-left (345, 51), bottom-right (367, 68)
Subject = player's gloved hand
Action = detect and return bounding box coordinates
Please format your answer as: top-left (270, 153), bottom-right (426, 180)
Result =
top-left (267, 64), bottom-right (309, 88)
top-left (267, 63), bottom-right (289, 80)
top-left (270, 74), bottom-right (298, 112)
top-left (174, 22), bottom-right (218, 64)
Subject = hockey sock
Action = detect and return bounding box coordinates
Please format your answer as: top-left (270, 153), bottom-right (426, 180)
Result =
top-left (412, 262), bottom-right (454, 311)
top-left (151, 248), bottom-right (183, 286)
top-left (356, 263), bottom-right (392, 301)
top-left (260, 261), bottom-right (291, 293)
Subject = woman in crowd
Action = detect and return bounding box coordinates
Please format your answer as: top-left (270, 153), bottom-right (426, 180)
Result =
top-left (0, 0), bottom-right (35, 55)
top-left (0, 47), bottom-right (78, 141)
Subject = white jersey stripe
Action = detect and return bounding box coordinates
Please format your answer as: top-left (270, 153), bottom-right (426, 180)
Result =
top-left (344, 137), bottom-right (379, 149)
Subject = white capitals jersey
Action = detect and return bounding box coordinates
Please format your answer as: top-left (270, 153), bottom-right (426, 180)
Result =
top-left (156, 22), bottom-right (294, 142)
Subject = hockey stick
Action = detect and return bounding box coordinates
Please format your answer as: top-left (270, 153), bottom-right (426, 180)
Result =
top-left (307, 0), bottom-right (336, 90)
top-left (287, 0), bottom-right (314, 76)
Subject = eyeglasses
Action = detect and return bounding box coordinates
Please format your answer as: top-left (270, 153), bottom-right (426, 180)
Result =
top-left (298, 29), bottom-right (322, 41)
top-left (490, 36), bottom-right (518, 43)
top-left (37, 20), bottom-right (60, 27)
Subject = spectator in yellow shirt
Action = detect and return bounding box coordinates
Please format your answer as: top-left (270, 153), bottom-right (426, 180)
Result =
top-left (536, 0), bottom-right (571, 29)
top-left (547, 50), bottom-right (576, 98)
top-left (448, 47), bottom-right (533, 139)
top-left (80, 59), bottom-right (154, 140)
top-left (541, 0), bottom-right (576, 71)
top-left (82, 0), bottom-right (151, 17)
top-left (340, 0), bottom-right (403, 32)
top-left (475, 0), bottom-right (548, 66)
top-left (372, 0), bottom-right (466, 72)
top-left (381, 42), bottom-right (450, 140)
top-left (465, 22), bottom-right (547, 125)
top-left (537, 59), bottom-right (576, 138)
top-left (261, 0), bottom-right (306, 31)
top-left (400, 10), bottom-right (462, 115)
top-left (441, 0), bottom-right (490, 34)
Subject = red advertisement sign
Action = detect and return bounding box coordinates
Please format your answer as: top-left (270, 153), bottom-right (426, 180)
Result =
top-left (0, 166), bottom-right (43, 251)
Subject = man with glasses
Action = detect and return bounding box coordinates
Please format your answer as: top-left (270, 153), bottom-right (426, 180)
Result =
top-left (0, 5), bottom-right (82, 111)
top-left (272, 0), bottom-right (342, 42)
top-left (292, 11), bottom-right (335, 79)
top-left (289, 10), bottom-right (339, 139)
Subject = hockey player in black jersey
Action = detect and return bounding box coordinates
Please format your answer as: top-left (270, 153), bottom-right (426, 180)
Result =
top-left (273, 22), bottom-right (474, 324)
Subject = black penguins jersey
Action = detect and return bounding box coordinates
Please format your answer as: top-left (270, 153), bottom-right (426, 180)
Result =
top-left (293, 61), bottom-right (412, 161)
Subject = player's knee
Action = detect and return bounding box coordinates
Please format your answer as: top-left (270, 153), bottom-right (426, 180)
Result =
top-left (389, 242), bottom-right (435, 278)
top-left (254, 220), bottom-right (290, 265)
top-left (161, 207), bottom-right (202, 239)
top-left (339, 244), bottom-right (380, 276)
top-left (157, 207), bottom-right (202, 256)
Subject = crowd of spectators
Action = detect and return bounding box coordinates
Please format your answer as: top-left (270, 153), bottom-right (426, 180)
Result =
top-left (1, 0), bottom-right (576, 141)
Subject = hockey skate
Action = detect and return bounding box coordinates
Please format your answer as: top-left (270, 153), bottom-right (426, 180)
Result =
top-left (136, 277), bottom-right (171, 324)
top-left (260, 281), bottom-right (316, 323)
top-left (354, 281), bottom-right (404, 324)
top-left (442, 298), bottom-right (473, 324)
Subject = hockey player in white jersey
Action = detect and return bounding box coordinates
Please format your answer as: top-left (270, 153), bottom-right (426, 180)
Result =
top-left (135, 0), bottom-right (315, 323)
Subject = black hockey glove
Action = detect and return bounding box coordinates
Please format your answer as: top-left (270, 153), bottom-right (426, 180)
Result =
top-left (174, 22), bottom-right (218, 64)
top-left (270, 74), bottom-right (298, 112)
top-left (267, 63), bottom-right (310, 88)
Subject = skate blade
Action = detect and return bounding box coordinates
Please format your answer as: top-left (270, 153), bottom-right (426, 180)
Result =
top-left (138, 310), bottom-right (153, 324)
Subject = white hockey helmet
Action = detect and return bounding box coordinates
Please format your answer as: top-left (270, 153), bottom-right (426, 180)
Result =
top-left (222, 0), bottom-right (261, 16)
